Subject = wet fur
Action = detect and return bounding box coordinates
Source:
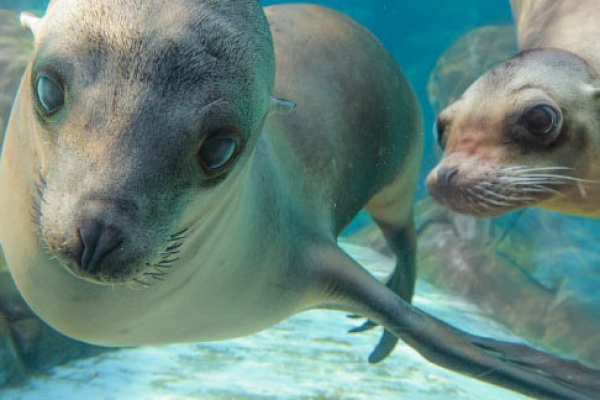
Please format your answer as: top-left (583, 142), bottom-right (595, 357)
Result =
top-left (0, 2), bottom-right (599, 399)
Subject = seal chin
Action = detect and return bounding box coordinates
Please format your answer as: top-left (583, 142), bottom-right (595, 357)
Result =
top-left (426, 162), bottom-right (560, 217)
top-left (62, 262), bottom-right (142, 286)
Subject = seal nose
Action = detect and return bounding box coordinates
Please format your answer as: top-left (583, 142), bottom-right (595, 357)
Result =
top-left (437, 167), bottom-right (459, 188)
top-left (77, 219), bottom-right (123, 273)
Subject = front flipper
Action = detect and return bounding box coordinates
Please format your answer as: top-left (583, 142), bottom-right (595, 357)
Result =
top-left (349, 221), bottom-right (416, 363)
top-left (315, 244), bottom-right (600, 400)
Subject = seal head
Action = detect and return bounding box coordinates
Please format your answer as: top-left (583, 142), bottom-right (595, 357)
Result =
top-left (427, 48), bottom-right (600, 217)
top-left (1, 0), bottom-right (276, 284)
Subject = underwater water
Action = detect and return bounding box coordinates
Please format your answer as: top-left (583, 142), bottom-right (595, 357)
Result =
top-left (0, 0), bottom-right (599, 399)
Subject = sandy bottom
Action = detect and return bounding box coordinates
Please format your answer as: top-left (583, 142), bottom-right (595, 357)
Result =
top-left (1, 243), bottom-right (529, 400)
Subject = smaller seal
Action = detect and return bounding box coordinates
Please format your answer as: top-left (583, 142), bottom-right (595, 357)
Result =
top-left (427, 0), bottom-right (600, 218)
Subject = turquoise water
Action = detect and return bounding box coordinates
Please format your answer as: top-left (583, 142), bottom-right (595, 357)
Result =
top-left (1, 1), bottom-right (599, 399)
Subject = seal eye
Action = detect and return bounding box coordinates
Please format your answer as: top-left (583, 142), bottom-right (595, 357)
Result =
top-left (198, 133), bottom-right (239, 175)
top-left (35, 74), bottom-right (65, 115)
top-left (521, 105), bottom-right (560, 136)
top-left (435, 115), bottom-right (448, 150)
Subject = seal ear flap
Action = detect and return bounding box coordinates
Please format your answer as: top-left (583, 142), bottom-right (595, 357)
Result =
top-left (20, 12), bottom-right (42, 37)
top-left (269, 97), bottom-right (296, 116)
top-left (582, 83), bottom-right (600, 99)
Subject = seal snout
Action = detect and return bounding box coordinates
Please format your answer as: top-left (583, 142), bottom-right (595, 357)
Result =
top-left (437, 166), bottom-right (459, 188)
top-left (77, 219), bottom-right (123, 274)
top-left (426, 166), bottom-right (460, 199)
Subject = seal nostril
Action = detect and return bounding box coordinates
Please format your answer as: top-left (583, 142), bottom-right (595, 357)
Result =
top-left (78, 219), bottom-right (123, 273)
top-left (438, 167), bottom-right (459, 187)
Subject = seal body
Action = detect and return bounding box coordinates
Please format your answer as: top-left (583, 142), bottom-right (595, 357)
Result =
top-left (426, 0), bottom-right (600, 217)
top-left (1, 2), bottom-right (599, 399)
top-left (0, 0), bottom-right (421, 347)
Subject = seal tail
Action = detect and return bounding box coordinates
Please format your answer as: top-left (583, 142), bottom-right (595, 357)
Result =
top-left (314, 244), bottom-right (600, 400)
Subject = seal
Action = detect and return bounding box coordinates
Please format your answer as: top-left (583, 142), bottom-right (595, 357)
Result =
top-left (0, 2), bottom-right (598, 398)
top-left (427, 0), bottom-right (600, 217)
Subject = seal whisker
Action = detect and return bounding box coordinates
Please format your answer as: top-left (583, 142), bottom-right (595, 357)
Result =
top-left (169, 237), bottom-right (187, 245)
top-left (159, 251), bottom-right (180, 258)
top-left (29, 207), bottom-right (41, 221)
top-left (471, 189), bottom-right (513, 207)
top-left (158, 257), bottom-right (180, 265)
top-left (530, 184), bottom-right (564, 196)
top-left (144, 272), bottom-right (165, 281)
top-left (521, 173), bottom-right (600, 184)
top-left (577, 181), bottom-right (587, 198)
top-left (474, 183), bottom-right (536, 203)
top-left (35, 182), bottom-right (48, 204)
top-left (134, 232), bottom-right (187, 286)
top-left (516, 187), bottom-right (552, 193)
top-left (165, 242), bottom-right (183, 252)
top-left (170, 228), bottom-right (189, 240)
top-left (496, 169), bottom-right (600, 190)
top-left (465, 189), bottom-right (493, 213)
top-left (30, 170), bottom-right (49, 235)
top-left (150, 264), bottom-right (173, 272)
top-left (467, 190), bottom-right (493, 209)
top-left (500, 165), bottom-right (529, 172)
top-left (443, 163), bottom-right (576, 217)
top-left (130, 278), bottom-right (153, 290)
top-left (496, 177), bottom-right (570, 184)
top-left (36, 170), bottom-right (48, 187)
top-left (506, 166), bottom-right (574, 174)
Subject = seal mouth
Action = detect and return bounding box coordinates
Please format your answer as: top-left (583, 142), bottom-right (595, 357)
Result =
top-left (44, 227), bottom-right (188, 289)
top-left (427, 165), bottom-right (588, 217)
top-left (30, 171), bottom-right (189, 288)
top-left (83, 226), bottom-right (187, 287)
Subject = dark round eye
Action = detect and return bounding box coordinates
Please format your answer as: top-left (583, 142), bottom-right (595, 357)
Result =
top-left (435, 115), bottom-right (447, 150)
top-left (521, 104), bottom-right (561, 136)
top-left (35, 74), bottom-right (65, 115)
top-left (198, 134), bottom-right (238, 174)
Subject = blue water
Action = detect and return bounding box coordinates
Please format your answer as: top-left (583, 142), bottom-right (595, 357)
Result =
top-left (1, 1), bottom-right (598, 399)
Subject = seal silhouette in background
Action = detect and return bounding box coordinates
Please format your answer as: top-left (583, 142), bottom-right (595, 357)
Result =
top-left (1, 1), bottom-right (598, 398)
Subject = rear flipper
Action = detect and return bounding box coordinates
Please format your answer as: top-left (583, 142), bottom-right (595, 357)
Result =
top-left (469, 338), bottom-right (600, 394)
top-left (316, 244), bottom-right (600, 400)
top-left (349, 219), bottom-right (416, 363)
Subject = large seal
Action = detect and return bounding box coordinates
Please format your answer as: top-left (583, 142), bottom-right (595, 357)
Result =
top-left (0, 1), bottom-right (597, 398)
top-left (427, 0), bottom-right (600, 217)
